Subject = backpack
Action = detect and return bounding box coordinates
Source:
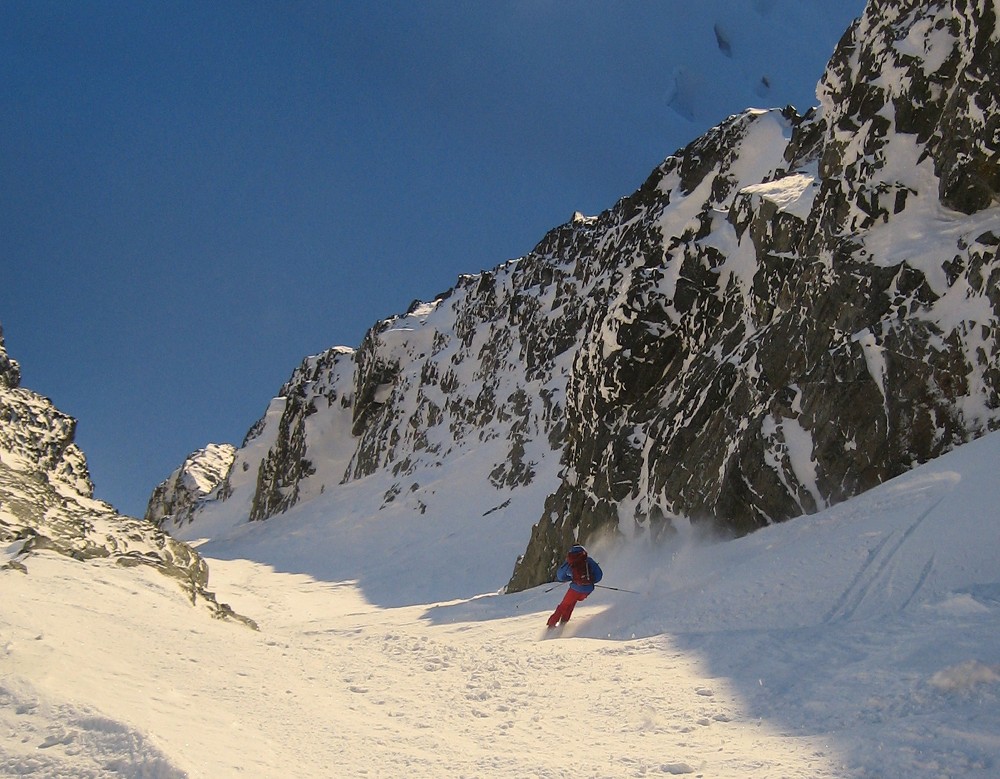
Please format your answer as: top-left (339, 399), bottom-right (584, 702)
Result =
top-left (567, 546), bottom-right (591, 586)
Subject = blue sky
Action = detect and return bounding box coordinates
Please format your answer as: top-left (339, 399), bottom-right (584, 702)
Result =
top-left (1, 1), bottom-right (865, 517)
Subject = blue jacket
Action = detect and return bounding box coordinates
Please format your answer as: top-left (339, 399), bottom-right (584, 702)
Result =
top-left (556, 557), bottom-right (603, 594)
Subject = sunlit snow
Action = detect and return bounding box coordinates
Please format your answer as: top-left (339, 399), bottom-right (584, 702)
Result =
top-left (3, 432), bottom-right (1000, 778)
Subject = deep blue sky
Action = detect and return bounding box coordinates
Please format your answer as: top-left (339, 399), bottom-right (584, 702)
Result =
top-left (2, 1), bottom-right (865, 517)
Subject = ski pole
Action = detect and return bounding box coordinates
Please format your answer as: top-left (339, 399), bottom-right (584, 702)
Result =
top-left (544, 583), bottom-right (638, 594)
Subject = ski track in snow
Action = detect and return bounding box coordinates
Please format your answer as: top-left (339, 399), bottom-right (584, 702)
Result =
top-left (823, 496), bottom-right (943, 624)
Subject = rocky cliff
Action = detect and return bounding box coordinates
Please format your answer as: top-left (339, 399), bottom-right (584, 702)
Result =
top-left (0, 326), bottom-right (253, 626)
top-left (145, 443), bottom-right (236, 528)
top-left (151, 0), bottom-right (1000, 594)
top-left (510, 0), bottom-right (1000, 586)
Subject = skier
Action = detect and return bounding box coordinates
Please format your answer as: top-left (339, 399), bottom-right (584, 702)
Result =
top-left (547, 544), bottom-right (603, 629)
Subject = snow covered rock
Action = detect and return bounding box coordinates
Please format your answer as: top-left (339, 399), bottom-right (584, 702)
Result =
top-left (0, 325), bottom-right (97, 502)
top-left (511, 0), bottom-right (1000, 588)
top-left (819, 0), bottom-right (1000, 217)
top-left (194, 345), bottom-right (360, 526)
top-left (0, 327), bottom-right (253, 625)
top-left (145, 443), bottom-right (236, 529)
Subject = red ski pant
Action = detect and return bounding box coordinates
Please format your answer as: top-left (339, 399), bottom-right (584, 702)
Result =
top-left (547, 588), bottom-right (589, 627)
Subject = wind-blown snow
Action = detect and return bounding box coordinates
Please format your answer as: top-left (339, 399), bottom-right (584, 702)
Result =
top-left (3, 431), bottom-right (999, 777)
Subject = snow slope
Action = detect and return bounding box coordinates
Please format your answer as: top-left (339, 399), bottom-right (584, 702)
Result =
top-left (3, 431), bottom-right (999, 778)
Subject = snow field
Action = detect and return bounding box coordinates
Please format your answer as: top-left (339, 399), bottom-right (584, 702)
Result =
top-left (2, 431), bottom-right (1000, 777)
top-left (2, 554), bottom-right (850, 778)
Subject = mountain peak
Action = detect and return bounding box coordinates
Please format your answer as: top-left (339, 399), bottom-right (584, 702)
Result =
top-left (150, 0), bottom-right (999, 601)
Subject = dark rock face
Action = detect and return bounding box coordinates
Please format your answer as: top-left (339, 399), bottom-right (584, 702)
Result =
top-left (818, 0), bottom-right (1000, 218)
top-left (244, 347), bottom-right (356, 522)
top-left (507, 0), bottom-right (1000, 590)
top-left (0, 325), bottom-right (19, 390)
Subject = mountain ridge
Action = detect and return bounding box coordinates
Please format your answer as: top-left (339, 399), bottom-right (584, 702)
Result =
top-left (148, 0), bottom-right (999, 598)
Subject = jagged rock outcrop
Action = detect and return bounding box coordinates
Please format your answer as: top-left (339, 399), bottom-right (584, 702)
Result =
top-left (0, 325), bottom-right (101, 503)
top-left (146, 443), bottom-right (236, 528)
top-left (225, 346), bottom-right (357, 523)
top-left (508, 0), bottom-right (1000, 589)
top-left (159, 0), bottom-right (999, 597)
top-left (0, 328), bottom-right (19, 390)
top-left (0, 326), bottom-right (254, 627)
